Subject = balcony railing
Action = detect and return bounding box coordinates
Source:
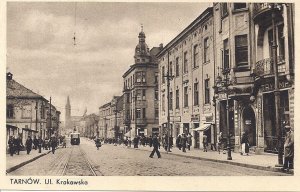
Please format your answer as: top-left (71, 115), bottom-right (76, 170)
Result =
top-left (254, 56), bottom-right (286, 77)
top-left (253, 3), bottom-right (271, 19)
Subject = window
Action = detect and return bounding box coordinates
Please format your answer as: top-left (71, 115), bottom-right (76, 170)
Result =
top-left (221, 3), bottom-right (228, 18)
top-left (142, 89), bottom-right (146, 100)
top-left (176, 89), bottom-right (180, 109)
top-left (184, 87), bottom-right (188, 107)
top-left (184, 51), bottom-right (188, 73)
top-left (169, 62), bottom-right (173, 77)
top-left (193, 44), bottom-right (199, 68)
top-left (7, 104), bottom-right (14, 118)
top-left (155, 108), bottom-right (159, 119)
top-left (136, 108), bottom-right (141, 119)
top-left (234, 3), bottom-right (246, 10)
top-left (142, 108), bottom-right (146, 118)
top-left (223, 39), bottom-right (229, 70)
top-left (194, 82), bottom-right (199, 106)
top-left (162, 94), bottom-right (165, 112)
top-left (41, 103), bottom-right (45, 119)
top-left (154, 72), bottom-right (158, 83)
top-left (278, 24), bottom-right (285, 62)
top-left (155, 90), bottom-right (158, 100)
top-left (136, 71), bottom-right (146, 83)
top-left (204, 37), bottom-right (210, 63)
top-left (127, 109), bottom-right (130, 120)
top-left (126, 93), bottom-right (130, 103)
top-left (175, 57), bottom-right (179, 76)
top-left (235, 35), bottom-right (248, 67)
top-left (169, 91), bottom-right (173, 110)
top-left (205, 79), bottom-right (210, 104)
top-left (136, 89), bottom-right (141, 100)
top-left (162, 66), bottom-right (165, 84)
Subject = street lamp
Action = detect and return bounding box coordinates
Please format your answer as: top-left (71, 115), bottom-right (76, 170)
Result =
top-left (163, 51), bottom-right (174, 153)
top-left (215, 68), bottom-right (232, 160)
top-left (269, 3), bottom-right (283, 166)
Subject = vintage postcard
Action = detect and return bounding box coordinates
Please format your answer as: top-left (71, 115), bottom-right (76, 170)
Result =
top-left (0, 0), bottom-right (299, 191)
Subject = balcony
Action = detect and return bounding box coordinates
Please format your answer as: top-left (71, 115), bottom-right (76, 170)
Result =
top-left (253, 56), bottom-right (286, 77)
top-left (253, 3), bottom-right (283, 23)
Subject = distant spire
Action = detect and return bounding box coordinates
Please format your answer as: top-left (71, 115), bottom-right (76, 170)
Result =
top-left (141, 23), bottom-right (143, 32)
top-left (66, 96), bottom-right (70, 107)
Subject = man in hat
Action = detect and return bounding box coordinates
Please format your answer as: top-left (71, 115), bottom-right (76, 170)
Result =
top-left (149, 135), bottom-right (161, 158)
top-left (283, 125), bottom-right (294, 171)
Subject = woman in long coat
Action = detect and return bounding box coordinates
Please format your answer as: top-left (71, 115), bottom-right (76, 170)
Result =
top-left (241, 132), bottom-right (249, 155)
top-left (25, 136), bottom-right (33, 155)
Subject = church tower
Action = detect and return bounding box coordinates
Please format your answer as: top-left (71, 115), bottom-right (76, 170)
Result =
top-left (65, 96), bottom-right (71, 130)
top-left (134, 25), bottom-right (151, 64)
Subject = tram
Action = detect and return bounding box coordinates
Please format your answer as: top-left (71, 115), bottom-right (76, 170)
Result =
top-left (70, 132), bottom-right (80, 145)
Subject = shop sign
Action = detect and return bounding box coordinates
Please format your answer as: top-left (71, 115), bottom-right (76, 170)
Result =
top-left (261, 80), bottom-right (292, 92)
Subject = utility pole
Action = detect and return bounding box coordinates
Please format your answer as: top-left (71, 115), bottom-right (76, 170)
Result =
top-left (49, 96), bottom-right (52, 138)
top-left (270, 3), bottom-right (283, 166)
top-left (164, 51), bottom-right (174, 153)
top-left (35, 100), bottom-right (38, 133)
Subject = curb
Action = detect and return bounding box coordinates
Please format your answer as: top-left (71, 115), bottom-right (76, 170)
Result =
top-left (6, 150), bottom-right (52, 174)
top-left (128, 146), bottom-right (293, 175)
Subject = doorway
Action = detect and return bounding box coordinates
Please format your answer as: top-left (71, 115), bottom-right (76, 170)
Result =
top-left (242, 106), bottom-right (256, 146)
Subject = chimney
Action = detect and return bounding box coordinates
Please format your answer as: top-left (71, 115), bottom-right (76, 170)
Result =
top-left (7, 72), bottom-right (13, 80)
top-left (159, 43), bottom-right (163, 49)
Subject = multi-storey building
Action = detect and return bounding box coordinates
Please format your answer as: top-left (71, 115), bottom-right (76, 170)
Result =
top-left (213, 3), bottom-right (254, 152)
top-left (250, 3), bottom-right (294, 153)
top-left (122, 29), bottom-right (161, 138)
top-left (213, 2), bottom-right (294, 154)
top-left (6, 72), bottom-right (60, 145)
top-left (99, 96), bottom-right (124, 139)
top-left (157, 7), bottom-right (215, 149)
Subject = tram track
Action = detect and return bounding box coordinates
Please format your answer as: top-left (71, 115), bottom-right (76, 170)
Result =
top-left (61, 145), bottom-right (103, 176)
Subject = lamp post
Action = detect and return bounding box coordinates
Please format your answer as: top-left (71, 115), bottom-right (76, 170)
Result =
top-left (269, 3), bottom-right (283, 166)
top-left (163, 51), bottom-right (174, 153)
top-left (215, 68), bottom-right (232, 160)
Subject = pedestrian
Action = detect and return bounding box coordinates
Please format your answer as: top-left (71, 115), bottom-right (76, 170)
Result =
top-left (283, 126), bottom-right (294, 172)
top-left (240, 132), bottom-right (249, 155)
top-left (176, 135), bottom-right (182, 150)
top-left (25, 136), bottom-right (33, 155)
top-left (149, 135), bottom-right (161, 158)
top-left (203, 134), bottom-right (208, 152)
top-left (218, 132), bottom-right (226, 154)
top-left (33, 136), bottom-right (38, 150)
top-left (38, 136), bottom-right (43, 153)
top-left (8, 136), bottom-right (15, 156)
top-left (95, 137), bottom-right (101, 150)
top-left (149, 136), bottom-right (153, 147)
top-left (14, 135), bottom-right (22, 155)
top-left (187, 133), bottom-right (192, 150)
top-left (181, 133), bottom-right (187, 152)
top-left (50, 135), bottom-right (57, 154)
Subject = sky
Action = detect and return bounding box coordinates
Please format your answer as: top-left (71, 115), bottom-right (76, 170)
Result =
top-left (7, 2), bottom-right (210, 120)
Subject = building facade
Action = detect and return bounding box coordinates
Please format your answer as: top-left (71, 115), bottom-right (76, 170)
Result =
top-left (158, 7), bottom-right (215, 149)
top-left (122, 29), bottom-right (161, 139)
top-left (250, 3), bottom-right (294, 153)
top-left (99, 96), bottom-right (124, 140)
top-left (6, 72), bottom-right (60, 145)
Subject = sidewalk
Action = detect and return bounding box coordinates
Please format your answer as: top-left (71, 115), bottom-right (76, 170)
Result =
top-left (6, 148), bottom-right (51, 174)
top-left (124, 144), bottom-right (293, 174)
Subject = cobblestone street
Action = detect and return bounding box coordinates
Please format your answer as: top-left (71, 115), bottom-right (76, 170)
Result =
top-left (8, 138), bottom-right (288, 176)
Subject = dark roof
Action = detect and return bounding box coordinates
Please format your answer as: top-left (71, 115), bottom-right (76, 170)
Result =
top-left (6, 79), bottom-right (46, 100)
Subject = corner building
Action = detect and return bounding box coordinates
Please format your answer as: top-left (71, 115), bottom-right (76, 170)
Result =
top-left (158, 7), bottom-right (215, 149)
top-left (122, 29), bottom-right (161, 138)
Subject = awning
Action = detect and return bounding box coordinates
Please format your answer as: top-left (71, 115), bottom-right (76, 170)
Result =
top-left (193, 123), bottom-right (211, 131)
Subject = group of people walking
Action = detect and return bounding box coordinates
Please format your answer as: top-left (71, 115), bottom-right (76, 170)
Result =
top-left (7, 134), bottom-right (61, 156)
